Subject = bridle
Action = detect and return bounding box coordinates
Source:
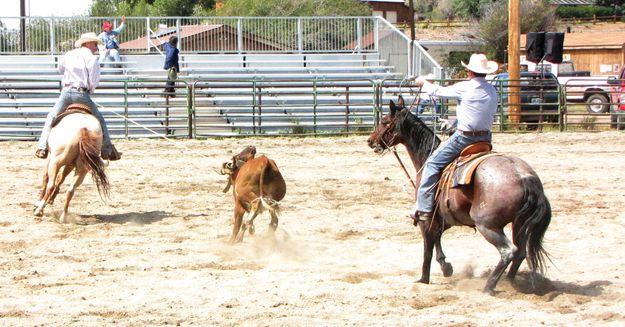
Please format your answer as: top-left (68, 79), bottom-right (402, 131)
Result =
top-left (372, 108), bottom-right (417, 190)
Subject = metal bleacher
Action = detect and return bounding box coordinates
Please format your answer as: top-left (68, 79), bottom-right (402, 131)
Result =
top-left (0, 52), bottom-right (402, 139)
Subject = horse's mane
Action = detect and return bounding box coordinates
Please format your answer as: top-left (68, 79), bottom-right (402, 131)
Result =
top-left (396, 109), bottom-right (441, 163)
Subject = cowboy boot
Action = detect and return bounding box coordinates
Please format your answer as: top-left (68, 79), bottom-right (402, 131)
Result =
top-left (102, 145), bottom-right (122, 161)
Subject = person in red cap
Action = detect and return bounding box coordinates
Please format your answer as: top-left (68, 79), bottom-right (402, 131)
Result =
top-left (98, 16), bottom-right (126, 65)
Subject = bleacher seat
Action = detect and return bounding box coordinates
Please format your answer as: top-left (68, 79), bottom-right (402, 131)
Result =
top-left (1, 52), bottom-right (402, 139)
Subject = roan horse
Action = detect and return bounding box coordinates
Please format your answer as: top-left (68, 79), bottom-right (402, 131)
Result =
top-left (33, 111), bottom-right (110, 223)
top-left (367, 97), bottom-right (551, 294)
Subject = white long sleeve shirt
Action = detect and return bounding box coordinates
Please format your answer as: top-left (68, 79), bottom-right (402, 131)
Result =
top-left (421, 77), bottom-right (498, 132)
top-left (59, 47), bottom-right (101, 93)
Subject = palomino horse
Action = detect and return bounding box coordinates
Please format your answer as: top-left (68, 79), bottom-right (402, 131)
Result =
top-left (33, 111), bottom-right (110, 223)
top-left (367, 97), bottom-right (551, 294)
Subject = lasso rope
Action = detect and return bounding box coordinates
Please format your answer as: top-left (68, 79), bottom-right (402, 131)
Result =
top-left (95, 102), bottom-right (212, 160)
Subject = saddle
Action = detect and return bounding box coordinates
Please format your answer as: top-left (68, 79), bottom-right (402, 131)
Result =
top-left (51, 103), bottom-right (94, 127)
top-left (436, 142), bottom-right (503, 205)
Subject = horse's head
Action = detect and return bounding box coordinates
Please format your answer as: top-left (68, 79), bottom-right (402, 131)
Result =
top-left (367, 96), bottom-right (410, 154)
top-left (220, 145), bottom-right (257, 176)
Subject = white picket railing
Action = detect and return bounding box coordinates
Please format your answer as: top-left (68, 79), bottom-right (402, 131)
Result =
top-left (0, 16), bottom-right (441, 78)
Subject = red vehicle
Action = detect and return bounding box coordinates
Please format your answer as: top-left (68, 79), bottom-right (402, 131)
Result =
top-left (609, 67), bottom-right (625, 130)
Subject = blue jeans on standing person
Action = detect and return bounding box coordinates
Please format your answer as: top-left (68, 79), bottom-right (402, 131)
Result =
top-left (416, 131), bottom-right (492, 213)
top-left (37, 88), bottom-right (112, 155)
top-left (99, 48), bottom-right (121, 64)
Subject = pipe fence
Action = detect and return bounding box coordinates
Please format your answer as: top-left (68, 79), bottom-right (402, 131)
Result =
top-left (1, 76), bottom-right (623, 141)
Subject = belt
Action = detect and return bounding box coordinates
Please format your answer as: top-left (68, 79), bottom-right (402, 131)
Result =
top-left (457, 130), bottom-right (490, 136)
top-left (64, 85), bottom-right (89, 92)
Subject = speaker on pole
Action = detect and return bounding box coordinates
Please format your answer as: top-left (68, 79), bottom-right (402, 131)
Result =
top-left (525, 32), bottom-right (544, 63)
top-left (544, 32), bottom-right (565, 63)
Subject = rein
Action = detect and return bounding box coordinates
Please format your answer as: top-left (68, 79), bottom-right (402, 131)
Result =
top-left (392, 148), bottom-right (416, 190)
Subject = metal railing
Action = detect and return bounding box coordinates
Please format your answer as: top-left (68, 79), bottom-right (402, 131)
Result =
top-left (0, 16), bottom-right (377, 55)
top-left (2, 76), bottom-right (622, 140)
top-left (0, 16), bottom-right (440, 77)
top-left (376, 19), bottom-right (442, 78)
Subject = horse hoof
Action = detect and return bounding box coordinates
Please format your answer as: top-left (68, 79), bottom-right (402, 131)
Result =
top-left (248, 224), bottom-right (255, 235)
top-left (442, 263), bottom-right (453, 277)
top-left (417, 277), bottom-right (430, 284)
top-left (33, 207), bottom-right (43, 217)
top-left (483, 287), bottom-right (497, 296)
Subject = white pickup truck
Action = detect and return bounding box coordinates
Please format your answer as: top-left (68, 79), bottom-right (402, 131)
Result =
top-left (522, 60), bottom-right (613, 113)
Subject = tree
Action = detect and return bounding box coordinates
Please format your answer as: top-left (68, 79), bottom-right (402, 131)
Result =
top-left (215, 0), bottom-right (371, 17)
top-left (89, 0), bottom-right (216, 17)
top-left (475, 0), bottom-right (556, 63)
top-left (595, 0), bottom-right (624, 14)
top-left (451, 0), bottom-right (492, 20)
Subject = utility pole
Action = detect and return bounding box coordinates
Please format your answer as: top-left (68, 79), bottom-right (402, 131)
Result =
top-left (20, 0), bottom-right (26, 52)
top-left (508, 0), bottom-right (521, 125)
top-left (409, 0), bottom-right (415, 76)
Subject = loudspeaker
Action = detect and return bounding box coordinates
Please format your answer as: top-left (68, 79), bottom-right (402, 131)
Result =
top-left (525, 32), bottom-right (544, 63)
top-left (544, 32), bottom-right (565, 63)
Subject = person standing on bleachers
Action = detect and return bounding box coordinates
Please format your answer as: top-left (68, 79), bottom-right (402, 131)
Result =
top-left (35, 32), bottom-right (121, 161)
top-left (98, 16), bottom-right (126, 66)
top-left (163, 36), bottom-right (180, 97)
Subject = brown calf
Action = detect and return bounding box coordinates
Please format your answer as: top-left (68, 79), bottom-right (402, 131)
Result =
top-left (220, 146), bottom-right (286, 243)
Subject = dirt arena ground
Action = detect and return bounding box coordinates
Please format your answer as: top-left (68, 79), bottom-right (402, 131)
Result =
top-left (1, 132), bottom-right (624, 326)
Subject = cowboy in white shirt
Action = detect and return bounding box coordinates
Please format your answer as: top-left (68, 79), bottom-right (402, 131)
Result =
top-left (411, 53), bottom-right (498, 221)
top-left (35, 32), bottom-right (120, 161)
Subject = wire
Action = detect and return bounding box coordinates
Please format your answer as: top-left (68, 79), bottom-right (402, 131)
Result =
top-left (95, 102), bottom-right (212, 160)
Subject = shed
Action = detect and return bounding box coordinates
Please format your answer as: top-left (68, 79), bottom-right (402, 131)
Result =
top-left (521, 31), bottom-right (625, 76)
top-left (119, 24), bottom-right (285, 53)
top-left (361, 0), bottom-right (411, 24)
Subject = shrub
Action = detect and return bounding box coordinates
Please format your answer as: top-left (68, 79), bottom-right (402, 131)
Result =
top-left (556, 6), bottom-right (615, 18)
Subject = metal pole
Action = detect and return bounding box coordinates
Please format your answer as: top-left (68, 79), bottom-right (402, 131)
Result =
top-left (237, 18), bottom-right (243, 54)
top-left (357, 18), bottom-right (362, 53)
top-left (409, 0), bottom-right (416, 76)
top-left (146, 17), bottom-right (151, 53)
top-left (374, 18), bottom-right (379, 52)
top-left (508, 0), bottom-right (521, 126)
top-left (20, 0), bottom-right (26, 53)
top-left (176, 18), bottom-right (181, 52)
top-left (297, 18), bottom-right (303, 53)
top-left (49, 19), bottom-right (55, 54)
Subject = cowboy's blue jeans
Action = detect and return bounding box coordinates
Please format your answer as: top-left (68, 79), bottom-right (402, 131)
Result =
top-left (416, 131), bottom-right (492, 213)
top-left (37, 89), bottom-right (112, 155)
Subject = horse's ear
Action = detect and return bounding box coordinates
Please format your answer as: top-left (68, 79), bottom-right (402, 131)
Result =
top-left (397, 95), bottom-right (405, 108)
top-left (389, 100), bottom-right (397, 116)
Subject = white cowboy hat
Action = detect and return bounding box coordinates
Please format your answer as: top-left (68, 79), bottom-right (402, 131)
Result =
top-left (74, 32), bottom-right (103, 48)
top-left (461, 53), bottom-right (498, 74)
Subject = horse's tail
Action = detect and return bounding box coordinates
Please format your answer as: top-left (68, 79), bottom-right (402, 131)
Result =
top-left (515, 174), bottom-right (551, 275)
top-left (78, 128), bottom-right (110, 199)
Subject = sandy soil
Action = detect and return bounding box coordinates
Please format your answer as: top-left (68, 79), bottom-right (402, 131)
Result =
top-left (1, 132), bottom-right (624, 326)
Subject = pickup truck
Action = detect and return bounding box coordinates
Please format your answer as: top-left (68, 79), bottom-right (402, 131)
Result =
top-left (608, 67), bottom-right (625, 130)
top-left (522, 59), bottom-right (613, 114)
top-left (490, 71), bottom-right (562, 124)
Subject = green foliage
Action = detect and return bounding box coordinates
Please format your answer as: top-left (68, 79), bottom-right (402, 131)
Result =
top-left (90, 0), bottom-right (368, 17)
top-left (90, 0), bottom-right (216, 17)
top-left (443, 51), bottom-right (472, 78)
top-left (476, 0), bottom-right (556, 63)
top-left (451, 0), bottom-right (493, 19)
top-left (556, 6), bottom-right (617, 18)
top-left (216, 0), bottom-right (371, 17)
top-left (593, 1), bottom-right (624, 15)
